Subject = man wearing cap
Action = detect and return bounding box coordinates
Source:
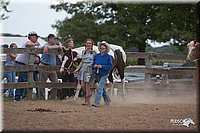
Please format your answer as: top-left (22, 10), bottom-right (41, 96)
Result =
top-left (39, 34), bottom-right (64, 100)
top-left (14, 31), bottom-right (42, 101)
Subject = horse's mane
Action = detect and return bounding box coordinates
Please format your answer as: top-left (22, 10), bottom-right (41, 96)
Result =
top-left (194, 42), bottom-right (200, 58)
top-left (196, 42), bottom-right (200, 50)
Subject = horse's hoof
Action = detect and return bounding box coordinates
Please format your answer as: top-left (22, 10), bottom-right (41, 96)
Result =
top-left (73, 98), bottom-right (77, 101)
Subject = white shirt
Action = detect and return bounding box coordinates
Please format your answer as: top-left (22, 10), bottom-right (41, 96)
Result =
top-left (15, 40), bottom-right (44, 65)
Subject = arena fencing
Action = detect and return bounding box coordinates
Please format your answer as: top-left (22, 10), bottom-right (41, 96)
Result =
top-left (1, 47), bottom-right (197, 100)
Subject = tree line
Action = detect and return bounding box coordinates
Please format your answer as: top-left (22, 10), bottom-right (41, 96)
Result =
top-left (1, 1), bottom-right (199, 65)
top-left (51, 2), bottom-right (199, 64)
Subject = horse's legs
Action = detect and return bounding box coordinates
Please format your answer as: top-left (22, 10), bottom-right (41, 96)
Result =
top-left (74, 83), bottom-right (81, 100)
top-left (122, 78), bottom-right (126, 98)
top-left (115, 58), bottom-right (126, 98)
top-left (108, 70), bottom-right (114, 96)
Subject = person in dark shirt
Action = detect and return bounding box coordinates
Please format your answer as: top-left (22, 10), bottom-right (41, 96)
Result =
top-left (59, 38), bottom-right (78, 99)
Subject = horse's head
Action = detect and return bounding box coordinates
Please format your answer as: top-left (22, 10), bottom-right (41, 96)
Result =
top-left (61, 50), bottom-right (79, 72)
top-left (186, 40), bottom-right (200, 61)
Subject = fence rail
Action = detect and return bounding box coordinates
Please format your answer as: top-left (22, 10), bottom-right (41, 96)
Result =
top-left (126, 52), bottom-right (186, 60)
top-left (1, 48), bottom-right (196, 100)
top-left (125, 67), bottom-right (196, 74)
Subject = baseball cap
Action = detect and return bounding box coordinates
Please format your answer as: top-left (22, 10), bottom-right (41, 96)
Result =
top-left (28, 31), bottom-right (39, 37)
top-left (47, 34), bottom-right (57, 39)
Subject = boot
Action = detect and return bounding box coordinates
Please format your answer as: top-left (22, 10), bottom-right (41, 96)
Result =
top-left (82, 93), bottom-right (92, 105)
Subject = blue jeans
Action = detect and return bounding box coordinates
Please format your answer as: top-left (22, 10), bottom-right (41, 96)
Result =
top-left (94, 75), bottom-right (111, 105)
top-left (14, 63), bottom-right (28, 100)
top-left (5, 71), bottom-right (16, 98)
top-left (34, 71), bottom-right (40, 98)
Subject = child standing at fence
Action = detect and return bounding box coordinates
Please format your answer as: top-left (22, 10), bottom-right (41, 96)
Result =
top-left (74, 38), bottom-right (96, 105)
top-left (59, 38), bottom-right (78, 99)
top-left (5, 43), bottom-right (18, 99)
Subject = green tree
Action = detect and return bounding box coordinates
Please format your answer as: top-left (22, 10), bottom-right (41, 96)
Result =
top-left (51, 2), bottom-right (198, 64)
top-left (52, 12), bottom-right (99, 45)
top-left (0, 0), bottom-right (12, 21)
top-left (196, 2), bottom-right (200, 42)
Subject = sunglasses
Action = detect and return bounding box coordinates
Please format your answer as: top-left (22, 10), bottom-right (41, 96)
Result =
top-left (100, 47), bottom-right (106, 50)
top-left (53, 38), bottom-right (59, 40)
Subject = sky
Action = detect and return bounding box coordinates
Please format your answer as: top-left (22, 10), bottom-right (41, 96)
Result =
top-left (1, 0), bottom-right (67, 37)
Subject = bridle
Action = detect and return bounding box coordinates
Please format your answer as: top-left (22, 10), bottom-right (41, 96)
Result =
top-left (63, 51), bottom-right (75, 74)
top-left (187, 53), bottom-right (200, 61)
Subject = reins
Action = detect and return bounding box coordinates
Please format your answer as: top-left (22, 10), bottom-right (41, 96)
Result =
top-left (63, 51), bottom-right (75, 74)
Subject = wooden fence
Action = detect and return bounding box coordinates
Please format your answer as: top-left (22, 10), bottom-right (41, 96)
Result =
top-left (1, 47), bottom-right (196, 100)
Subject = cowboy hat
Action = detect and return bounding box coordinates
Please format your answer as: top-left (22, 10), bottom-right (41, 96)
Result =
top-left (97, 41), bottom-right (110, 53)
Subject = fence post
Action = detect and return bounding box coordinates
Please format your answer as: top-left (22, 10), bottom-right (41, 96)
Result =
top-left (27, 53), bottom-right (34, 100)
top-left (145, 54), bottom-right (152, 82)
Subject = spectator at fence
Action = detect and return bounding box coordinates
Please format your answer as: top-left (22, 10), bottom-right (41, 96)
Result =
top-left (59, 38), bottom-right (78, 99)
top-left (74, 38), bottom-right (96, 105)
top-left (5, 43), bottom-right (18, 99)
top-left (14, 31), bottom-right (42, 101)
top-left (39, 34), bottom-right (64, 100)
top-left (92, 41), bottom-right (112, 107)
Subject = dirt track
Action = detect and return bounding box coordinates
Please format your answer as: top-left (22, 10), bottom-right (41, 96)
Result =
top-left (2, 86), bottom-right (199, 132)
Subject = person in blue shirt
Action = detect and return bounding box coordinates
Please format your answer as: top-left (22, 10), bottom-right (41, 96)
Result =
top-left (92, 41), bottom-right (112, 107)
top-left (39, 34), bottom-right (64, 100)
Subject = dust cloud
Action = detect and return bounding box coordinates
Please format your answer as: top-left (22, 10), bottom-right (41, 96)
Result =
top-left (107, 82), bottom-right (198, 106)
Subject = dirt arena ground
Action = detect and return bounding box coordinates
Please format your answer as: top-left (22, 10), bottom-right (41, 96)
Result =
top-left (2, 84), bottom-right (199, 132)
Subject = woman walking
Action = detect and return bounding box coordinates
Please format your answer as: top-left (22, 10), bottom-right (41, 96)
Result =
top-left (92, 41), bottom-right (112, 107)
top-left (74, 38), bottom-right (96, 105)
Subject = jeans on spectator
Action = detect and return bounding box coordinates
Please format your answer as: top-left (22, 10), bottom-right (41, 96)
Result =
top-left (39, 70), bottom-right (58, 100)
top-left (94, 74), bottom-right (111, 105)
top-left (14, 62), bottom-right (28, 100)
top-left (34, 71), bottom-right (40, 98)
top-left (5, 71), bottom-right (16, 98)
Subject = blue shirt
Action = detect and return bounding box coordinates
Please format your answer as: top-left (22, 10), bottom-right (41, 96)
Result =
top-left (92, 52), bottom-right (112, 76)
top-left (40, 43), bottom-right (57, 66)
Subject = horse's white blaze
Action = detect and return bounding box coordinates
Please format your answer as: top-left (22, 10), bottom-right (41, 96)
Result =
top-left (187, 41), bottom-right (196, 61)
top-left (61, 56), bottom-right (68, 68)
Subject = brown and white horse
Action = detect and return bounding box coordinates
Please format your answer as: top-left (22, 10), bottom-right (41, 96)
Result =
top-left (73, 44), bottom-right (126, 100)
top-left (186, 40), bottom-right (200, 82)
